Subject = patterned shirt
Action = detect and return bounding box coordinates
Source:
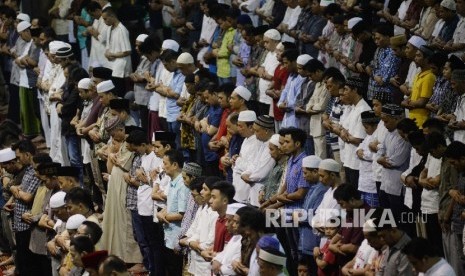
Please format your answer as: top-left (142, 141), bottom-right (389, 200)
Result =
top-left (13, 165), bottom-right (41, 232)
top-left (367, 47), bottom-right (401, 100)
top-left (175, 194), bottom-right (199, 252)
top-left (428, 76), bottom-right (450, 107)
top-left (126, 154), bottom-right (141, 211)
top-left (285, 151), bottom-right (309, 210)
top-left (452, 172), bottom-right (465, 234)
top-left (438, 15), bottom-right (459, 43)
top-left (264, 158), bottom-right (287, 201)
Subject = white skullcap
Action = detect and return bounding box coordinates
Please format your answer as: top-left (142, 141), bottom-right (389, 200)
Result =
top-left (440, 0), bottom-right (456, 10)
top-left (16, 13), bottom-right (30, 22)
top-left (162, 39), bottom-right (180, 52)
top-left (78, 78), bottom-right (93, 90)
top-left (269, 134), bottom-right (281, 147)
top-left (348, 17), bottom-right (363, 30)
top-left (264, 29), bottom-right (281, 41)
top-left (177, 52), bottom-right (194, 64)
top-left (302, 155), bottom-right (322, 169)
top-left (136, 34), bottom-right (149, 42)
top-left (96, 80), bottom-right (115, 93)
top-left (363, 218), bottom-right (377, 232)
top-left (319, 158), bottom-right (341, 172)
top-left (297, 54), bottom-right (312, 65)
top-left (17, 21), bottom-right (31, 33)
top-left (276, 42), bottom-right (284, 50)
top-left (0, 148), bottom-right (15, 163)
top-left (66, 214), bottom-right (86, 230)
top-left (408, 35), bottom-right (427, 49)
top-left (238, 110), bottom-right (257, 122)
top-left (233, 86), bottom-right (252, 101)
top-left (226, 203), bottom-right (246, 216)
top-left (49, 41), bottom-right (68, 54)
top-left (320, 0), bottom-right (335, 6)
top-left (49, 191), bottom-right (67, 209)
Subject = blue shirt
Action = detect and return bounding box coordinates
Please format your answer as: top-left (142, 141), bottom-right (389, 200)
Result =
top-left (285, 152), bottom-right (309, 209)
top-left (164, 174), bottom-right (190, 249)
top-left (227, 134), bottom-right (244, 182)
top-left (367, 47), bottom-right (401, 100)
top-left (298, 182), bottom-right (328, 255)
top-left (166, 70), bottom-right (185, 122)
top-left (201, 105), bottom-right (223, 162)
top-left (277, 74), bottom-right (306, 128)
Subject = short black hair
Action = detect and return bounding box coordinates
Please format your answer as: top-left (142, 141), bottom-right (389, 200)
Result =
top-left (424, 132), bottom-right (447, 152)
top-left (422, 118), bottom-right (445, 133)
top-left (70, 235), bottom-right (94, 254)
top-left (204, 176), bottom-right (222, 190)
top-left (65, 187), bottom-right (94, 211)
top-left (237, 206), bottom-right (266, 232)
top-left (402, 237), bottom-right (440, 259)
top-left (444, 141), bottom-right (465, 159)
top-left (40, 26), bottom-right (56, 40)
top-left (279, 127), bottom-right (306, 147)
top-left (324, 3), bottom-right (342, 16)
top-left (100, 255), bottom-right (127, 275)
top-left (228, 112), bottom-right (239, 124)
top-left (396, 118), bottom-right (419, 134)
top-left (102, 7), bottom-right (117, 17)
top-left (281, 49), bottom-right (299, 62)
top-left (139, 34), bottom-right (162, 55)
top-left (323, 67), bottom-right (345, 85)
top-left (304, 59), bottom-right (325, 73)
top-left (161, 49), bottom-right (179, 62)
top-left (11, 139), bottom-right (36, 155)
top-left (189, 176), bottom-right (206, 193)
top-left (216, 83), bottom-right (235, 98)
top-left (87, 1), bottom-right (102, 12)
top-left (81, 221), bottom-right (103, 245)
top-left (407, 130), bottom-right (425, 147)
top-left (211, 181), bottom-right (235, 203)
top-left (333, 183), bottom-right (361, 201)
top-left (164, 150), bottom-right (184, 169)
top-left (126, 130), bottom-right (148, 146)
top-left (32, 153), bottom-right (52, 165)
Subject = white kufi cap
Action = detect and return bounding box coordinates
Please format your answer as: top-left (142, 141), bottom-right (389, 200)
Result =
top-left (96, 80), bottom-right (115, 93)
top-left (297, 54), bottom-right (312, 65)
top-left (302, 155), bottom-right (322, 169)
top-left (162, 39), bottom-right (180, 52)
top-left (0, 148), bottom-right (15, 163)
top-left (269, 134), bottom-right (280, 147)
top-left (348, 17), bottom-right (363, 30)
top-left (238, 110), bottom-right (257, 122)
top-left (318, 159), bottom-right (341, 172)
top-left (136, 34), bottom-right (149, 42)
top-left (264, 29), bottom-right (281, 41)
top-left (49, 41), bottom-right (68, 54)
top-left (441, 0), bottom-right (456, 10)
top-left (233, 86), bottom-right (252, 101)
top-left (78, 78), bottom-right (93, 90)
top-left (17, 21), bottom-right (31, 33)
top-left (226, 203), bottom-right (246, 216)
top-left (66, 214), bottom-right (86, 230)
top-left (177, 52), bottom-right (194, 64)
top-left (408, 35), bottom-right (427, 49)
top-left (320, 0), bottom-right (335, 6)
top-left (49, 191), bottom-right (67, 209)
top-left (16, 13), bottom-right (30, 22)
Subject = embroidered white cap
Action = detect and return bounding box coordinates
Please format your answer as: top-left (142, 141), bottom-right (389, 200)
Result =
top-left (162, 39), bottom-right (180, 52)
top-left (408, 35), bottom-right (427, 49)
top-left (440, 0), bottom-right (456, 10)
top-left (319, 158), bottom-right (341, 172)
top-left (176, 52), bottom-right (194, 64)
top-left (49, 41), bottom-right (69, 54)
top-left (297, 54), bottom-right (312, 65)
top-left (66, 214), bottom-right (87, 230)
top-left (302, 155), bottom-right (322, 169)
top-left (17, 21), bottom-right (31, 33)
top-left (16, 13), bottom-right (30, 22)
top-left (264, 29), bottom-right (281, 41)
top-left (50, 191), bottom-right (67, 209)
top-left (136, 34), bottom-right (149, 42)
top-left (238, 110), bottom-right (257, 122)
top-left (233, 86), bottom-right (252, 101)
top-left (0, 148), bottom-right (15, 163)
top-left (96, 80), bottom-right (115, 94)
top-left (78, 78), bottom-right (93, 90)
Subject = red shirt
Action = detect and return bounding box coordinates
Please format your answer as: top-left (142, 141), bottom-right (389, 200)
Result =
top-left (213, 216), bottom-right (231, 252)
top-left (317, 240), bottom-right (338, 276)
top-left (272, 65), bottom-right (289, 121)
top-left (213, 108), bottom-right (231, 142)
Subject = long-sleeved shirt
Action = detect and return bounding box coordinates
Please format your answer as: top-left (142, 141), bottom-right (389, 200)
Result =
top-left (217, 27), bottom-right (237, 78)
top-left (278, 73), bottom-right (306, 127)
top-left (166, 70), bottom-right (185, 122)
top-left (367, 47), bottom-right (401, 100)
top-left (232, 135), bottom-right (261, 203)
top-left (213, 235), bottom-right (242, 276)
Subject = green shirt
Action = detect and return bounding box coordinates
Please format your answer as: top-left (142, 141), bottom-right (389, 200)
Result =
top-left (217, 27), bottom-right (236, 78)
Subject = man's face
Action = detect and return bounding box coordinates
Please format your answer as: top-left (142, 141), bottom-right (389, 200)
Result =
top-left (102, 12), bottom-right (113, 26)
top-left (268, 144), bottom-right (281, 161)
top-left (15, 150), bottom-right (30, 165)
top-left (209, 189), bottom-right (224, 212)
top-left (404, 43), bottom-right (417, 60)
top-left (258, 258), bottom-right (278, 276)
top-left (217, 92), bottom-right (230, 109)
top-left (253, 124), bottom-right (268, 142)
top-left (237, 121), bottom-right (251, 137)
top-left (365, 232), bottom-right (385, 251)
top-left (372, 99), bottom-right (382, 117)
top-left (232, 214), bottom-right (241, 235)
top-left (99, 92), bottom-right (112, 106)
top-left (318, 169), bottom-right (331, 185)
top-left (66, 201), bottom-right (81, 216)
top-left (374, 32), bottom-right (387, 47)
top-left (225, 215), bottom-right (235, 234)
top-left (406, 255), bottom-right (428, 273)
top-left (162, 59), bottom-right (178, 72)
top-left (162, 155), bottom-right (177, 177)
top-left (200, 183), bottom-right (212, 203)
top-left (191, 189), bottom-right (204, 205)
top-left (377, 229), bottom-right (395, 246)
top-left (70, 245), bottom-right (84, 268)
top-left (153, 141), bottom-right (168, 158)
top-left (448, 157), bottom-right (465, 171)
top-left (303, 167), bottom-right (319, 183)
top-left (229, 92), bottom-right (243, 110)
top-left (414, 50), bottom-right (426, 68)
top-left (58, 176), bottom-right (77, 192)
top-left (381, 114), bottom-right (397, 132)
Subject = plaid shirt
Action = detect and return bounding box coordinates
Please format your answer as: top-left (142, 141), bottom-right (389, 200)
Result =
top-left (126, 154), bottom-right (141, 211)
top-left (13, 165), bottom-right (41, 232)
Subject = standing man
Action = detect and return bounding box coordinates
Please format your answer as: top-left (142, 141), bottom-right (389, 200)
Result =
top-left (101, 8), bottom-right (132, 98)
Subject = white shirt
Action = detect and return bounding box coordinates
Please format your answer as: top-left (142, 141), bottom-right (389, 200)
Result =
top-left (353, 239), bottom-right (377, 270)
top-left (394, 0), bottom-right (412, 35)
top-left (372, 121), bottom-right (388, 181)
top-left (344, 99), bottom-right (372, 170)
top-left (402, 148), bottom-right (423, 209)
top-left (357, 134), bottom-right (377, 194)
top-left (233, 135), bottom-right (261, 203)
top-left (186, 205), bottom-right (218, 275)
top-left (421, 258), bottom-right (456, 276)
top-left (339, 105), bottom-right (353, 165)
top-left (105, 22), bottom-right (132, 78)
top-left (258, 51), bottom-right (279, 105)
top-left (307, 82), bottom-right (330, 137)
top-left (280, 6), bottom-right (302, 42)
top-left (157, 67), bottom-right (174, 118)
top-left (453, 94), bottom-right (465, 143)
top-left (421, 154), bottom-right (441, 214)
top-left (138, 152), bottom-right (160, 216)
top-left (89, 17), bottom-right (109, 68)
top-left (213, 235), bottom-right (242, 276)
top-left (312, 185), bottom-right (341, 228)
